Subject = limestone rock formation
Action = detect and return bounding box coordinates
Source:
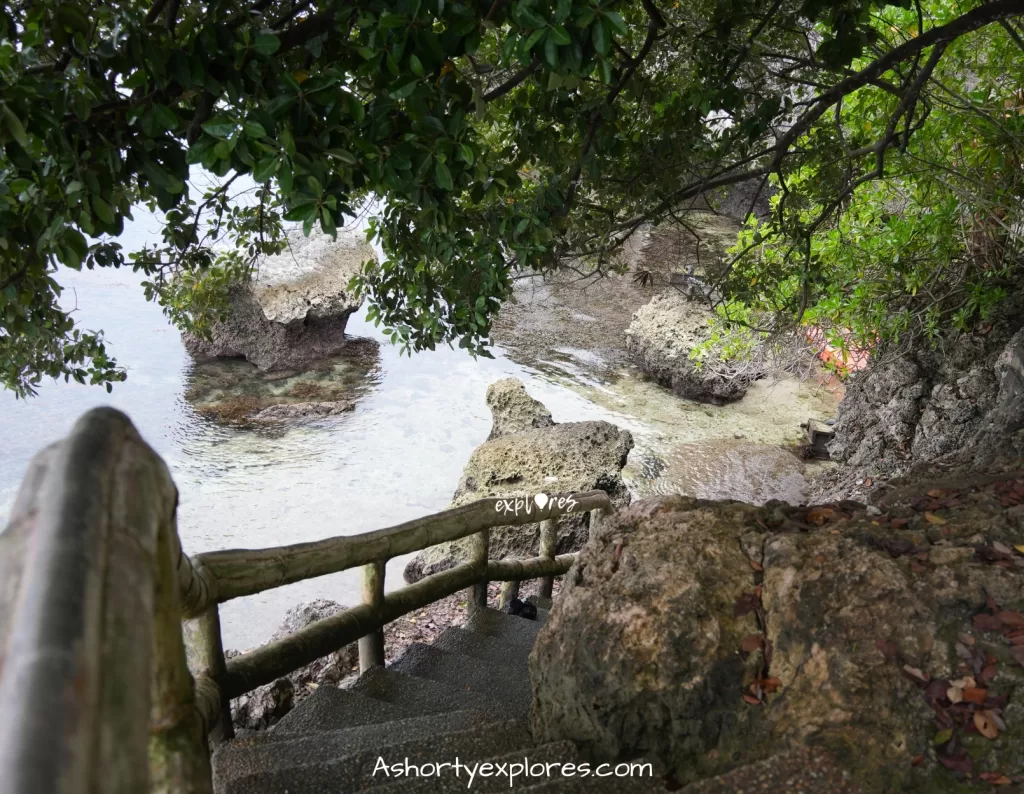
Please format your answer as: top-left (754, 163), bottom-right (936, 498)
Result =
top-left (404, 379), bottom-right (633, 583)
top-left (530, 473), bottom-right (1024, 791)
top-left (485, 377), bottom-right (555, 440)
top-left (183, 228), bottom-right (373, 371)
top-left (229, 599), bottom-right (358, 731)
top-left (625, 292), bottom-right (756, 405)
top-left (819, 298), bottom-right (1024, 502)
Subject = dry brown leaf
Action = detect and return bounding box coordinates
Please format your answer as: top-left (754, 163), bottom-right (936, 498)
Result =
top-left (950, 676), bottom-right (976, 689)
top-left (903, 664), bottom-right (929, 684)
top-left (993, 541), bottom-right (1013, 555)
top-left (1011, 646), bottom-right (1024, 667)
top-left (974, 710), bottom-right (999, 739)
top-left (806, 506), bottom-right (837, 526)
top-left (997, 611), bottom-right (1024, 629)
top-left (962, 687), bottom-right (988, 704)
top-left (761, 677), bottom-right (783, 693)
top-left (742, 693), bottom-right (762, 706)
top-left (749, 560), bottom-right (763, 572)
top-left (741, 634), bottom-right (765, 653)
top-left (979, 772), bottom-right (1012, 785)
top-left (957, 633), bottom-right (976, 647)
top-left (927, 489), bottom-right (946, 498)
top-left (947, 686), bottom-right (964, 704)
top-left (924, 511), bottom-right (947, 525)
top-left (910, 755), bottom-right (925, 767)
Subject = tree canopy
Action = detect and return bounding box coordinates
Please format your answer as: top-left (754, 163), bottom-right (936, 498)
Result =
top-left (1, 0), bottom-right (1022, 395)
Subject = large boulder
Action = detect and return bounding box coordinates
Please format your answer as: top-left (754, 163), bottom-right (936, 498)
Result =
top-left (530, 472), bottom-right (1024, 791)
top-left (229, 599), bottom-right (358, 731)
top-left (625, 292), bottom-right (756, 405)
top-left (403, 379), bottom-right (633, 583)
top-left (183, 228), bottom-right (372, 371)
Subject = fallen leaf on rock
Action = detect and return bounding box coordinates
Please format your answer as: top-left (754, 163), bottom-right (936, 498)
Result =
top-left (939, 752), bottom-right (972, 773)
top-left (742, 693), bottom-right (762, 706)
top-left (910, 560), bottom-right (928, 573)
top-left (927, 489), bottom-right (946, 498)
top-left (806, 506), bottom-right (837, 525)
top-left (903, 664), bottom-right (930, 684)
top-left (749, 560), bottom-right (763, 572)
top-left (876, 638), bottom-right (901, 661)
top-left (891, 518), bottom-right (910, 528)
top-left (955, 642), bottom-right (974, 660)
top-left (1011, 646), bottom-right (1024, 668)
top-left (997, 611), bottom-right (1024, 629)
top-left (933, 728), bottom-right (954, 746)
top-left (741, 634), bottom-right (765, 653)
top-left (974, 710), bottom-right (999, 739)
top-left (993, 541), bottom-right (1013, 555)
top-left (947, 686), bottom-right (964, 704)
top-left (911, 755), bottom-right (925, 767)
top-left (924, 511), bottom-right (947, 525)
top-left (991, 712), bottom-right (1008, 731)
top-left (974, 613), bottom-right (1005, 632)
top-left (950, 676), bottom-right (976, 689)
top-left (979, 772), bottom-right (1012, 785)
top-left (962, 687), bottom-right (988, 704)
top-left (1009, 632), bottom-right (1024, 646)
top-left (957, 632), bottom-right (976, 647)
top-left (761, 677), bottom-right (782, 693)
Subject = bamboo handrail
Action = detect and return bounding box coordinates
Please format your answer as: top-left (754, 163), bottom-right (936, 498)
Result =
top-left (190, 490), bottom-right (610, 611)
top-left (0, 408), bottom-right (215, 794)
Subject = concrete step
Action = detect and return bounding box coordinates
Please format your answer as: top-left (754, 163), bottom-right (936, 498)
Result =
top-left (213, 709), bottom-right (514, 789)
top-left (351, 666), bottom-right (494, 715)
top-left (366, 741), bottom-right (581, 794)
top-left (389, 643), bottom-right (532, 712)
top-left (221, 719), bottom-right (530, 794)
top-left (465, 607), bottom-right (545, 641)
top-left (268, 684), bottom-right (411, 738)
top-left (432, 625), bottom-right (537, 668)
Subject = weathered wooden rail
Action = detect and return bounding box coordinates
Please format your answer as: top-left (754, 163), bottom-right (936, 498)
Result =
top-left (0, 408), bottom-right (612, 794)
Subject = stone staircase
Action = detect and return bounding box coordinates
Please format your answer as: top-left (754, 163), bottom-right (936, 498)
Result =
top-left (211, 598), bottom-right (655, 793)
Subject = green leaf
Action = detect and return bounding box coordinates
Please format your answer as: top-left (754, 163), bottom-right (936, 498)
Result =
top-left (555, 0), bottom-right (572, 24)
top-left (320, 207), bottom-right (337, 236)
top-left (592, 19), bottom-right (609, 55)
top-left (252, 157), bottom-right (280, 182)
top-left (434, 158), bottom-right (453, 191)
top-left (151, 104), bottom-right (178, 132)
top-left (2, 105), bottom-right (28, 147)
top-left (549, 24), bottom-right (571, 45)
top-left (544, 35), bottom-right (559, 67)
top-left (459, 144), bottom-right (474, 165)
top-left (602, 11), bottom-right (627, 35)
top-left (91, 196), bottom-right (115, 225)
top-left (328, 149), bottom-right (357, 165)
top-left (525, 28), bottom-right (546, 52)
top-left (244, 120), bottom-right (267, 138)
top-left (409, 53), bottom-right (425, 77)
top-left (253, 33), bottom-right (281, 55)
top-left (201, 118), bottom-right (236, 139)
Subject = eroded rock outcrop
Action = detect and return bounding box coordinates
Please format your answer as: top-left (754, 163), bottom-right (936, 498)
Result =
top-left (819, 297), bottom-right (1024, 502)
top-left (184, 228), bottom-right (372, 371)
top-left (625, 292), bottom-right (758, 405)
top-left (229, 599), bottom-right (358, 731)
top-left (403, 379), bottom-right (633, 583)
top-left (530, 471), bottom-right (1024, 791)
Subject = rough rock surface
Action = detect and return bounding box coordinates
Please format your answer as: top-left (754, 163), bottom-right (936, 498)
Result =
top-left (531, 470), bottom-right (1024, 792)
top-left (485, 377), bottom-right (555, 440)
top-left (625, 292), bottom-right (756, 405)
top-left (183, 228), bottom-right (373, 371)
top-left (404, 379), bottom-right (633, 583)
top-left (229, 599), bottom-right (358, 731)
top-left (250, 399), bottom-right (355, 423)
top-left (818, 297), bottom-right (1024, 502)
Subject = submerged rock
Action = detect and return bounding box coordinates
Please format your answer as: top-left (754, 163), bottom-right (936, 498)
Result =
top-left (183, 228), bottom-right (372, 371)
top-left (485, 377), bottom-right (555, 440)
top-left (404, 379), bottom-right (633, 583)
top-left (530, 473), bottom-right (1024, 791)
top-left (250, 399), bottom-right (355, 423)
top-left (229, 599), bottom-right (358, 731)
top-left (625, 292), bottom-right (757, 405)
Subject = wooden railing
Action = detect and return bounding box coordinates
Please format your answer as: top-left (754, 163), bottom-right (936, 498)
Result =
top-left (0, 408), bottom-right (612, 794)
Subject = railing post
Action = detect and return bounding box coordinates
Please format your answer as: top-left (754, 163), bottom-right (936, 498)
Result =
top-left (498, 580), bottom-right (520, 610)
top-left (358, 560), bottom-right (386, 672)
top-left (183, 605), bottom-right (234, 742)
top-left (468, 528), bottom-right (490, 616)
top-left (537, 518), bottom-right (558, 599)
